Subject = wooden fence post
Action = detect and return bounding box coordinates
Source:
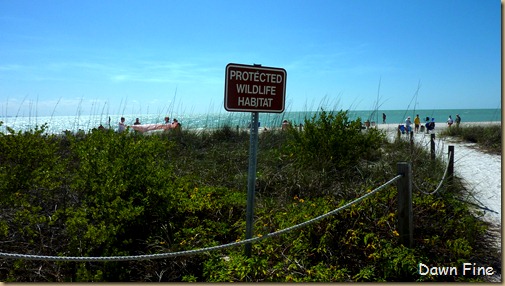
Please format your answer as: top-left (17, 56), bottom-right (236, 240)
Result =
top-left (397, 162), bottom-right (413, 248)
top-left (448, 145), bottom-right (454, 188)
top-left (430, 134), bottom-right (436, 161)
top-left (410, 131), bottom-right (414, 154)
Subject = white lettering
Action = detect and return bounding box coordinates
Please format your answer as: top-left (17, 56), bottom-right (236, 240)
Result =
top-left (439, 266), bottom-right (457, 275)
top-left (419, 263), bottom-right (458, 276)
top-left (462, 263), bottom-right (471, 275)
top-left (236, 83), bottom-right (247, 93)
top-left (253, 71), bottom-right (259, 82)
top-left (462, 263), bottom-right (495, 276)
top-left (235, 84), bottom-right (277, 96)
top-left (485, 267), bottom-right (495, 276)
top-left (419, 263), bottom-right (495, 277)
top-left (238, 96), bottom-right (245, 106)
top-left (237, 97), bottom-right (273, 108)
top-left (230, 70), bottom-right (283, 84)
top-left (419, 263), bottom-right (429, 275)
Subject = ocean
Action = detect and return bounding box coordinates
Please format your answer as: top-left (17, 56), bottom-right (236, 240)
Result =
top-left (0, 108), bottom-right (501, 135)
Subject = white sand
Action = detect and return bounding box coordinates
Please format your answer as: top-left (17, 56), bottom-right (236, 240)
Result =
top-left (382, 122), bottom-right (502, 282)
top-left (377, 122), bottom-right (501, 223)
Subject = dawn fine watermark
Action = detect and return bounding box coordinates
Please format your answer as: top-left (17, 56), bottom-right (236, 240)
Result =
top-left (418, 262), bottom-right (495, 276)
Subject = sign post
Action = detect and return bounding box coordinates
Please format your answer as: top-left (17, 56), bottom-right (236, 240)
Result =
top-left (224, 63), bottom-right (287, 257)
top-left (245, 111), bottom-right (259, 257)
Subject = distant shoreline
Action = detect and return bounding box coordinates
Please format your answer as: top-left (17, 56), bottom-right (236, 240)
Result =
top-left (1, 107), bottom-right (501, 119)
top-left (375, 121), bottom-right (501, 133)
top-left (247, 121), bottom-right (501, 135)
top-left (0, 109), bottom-right (501, 135)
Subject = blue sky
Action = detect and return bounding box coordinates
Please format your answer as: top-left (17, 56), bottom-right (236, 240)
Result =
top-left (0, 0), bottom-right (501, 117)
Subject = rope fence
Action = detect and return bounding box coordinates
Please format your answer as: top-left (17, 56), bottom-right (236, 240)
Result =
top-left (0, 175), bottom-right (402, 262)
top-left (397, 131), bottom-right (455, 196)
top-left (0, 141), bottom-right (458, 262)
top-left (414, 151), bottom-right (453, 195)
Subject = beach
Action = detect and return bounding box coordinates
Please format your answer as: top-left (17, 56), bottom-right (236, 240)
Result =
top-left (1, 108), bottom-right (501, 135)
top-left (378, 121), bottom-right (502, 260)
top-left (377, 121), bottom-right (501, 223)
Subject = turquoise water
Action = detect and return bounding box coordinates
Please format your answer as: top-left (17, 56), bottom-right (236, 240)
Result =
top-left (0, 108), bottom-right (501, 134)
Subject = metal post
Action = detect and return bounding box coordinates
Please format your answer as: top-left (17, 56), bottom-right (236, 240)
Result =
top-left (397, 162), bottom-right (413, 248)
top-left (430, 134), bottom-right (436, 161)
top-left (245, 111), bottom-right (259, 257)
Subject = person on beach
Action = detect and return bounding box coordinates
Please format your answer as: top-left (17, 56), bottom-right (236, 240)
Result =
top-left (455, 114), bottom-right (461, 127)
top-left (426, 118), bottom-right (435, 133)
top-left (405, 116), bottom-right (412, 133)
top-left (131, 118), bottom-right (142, 134)
top-left (398, 124), bottom-right (406, 134)
top-left (172, 118), bottom-right (181, 130)
top-left (118, 117), bottom-right (126, 132)
top-left (161, 116), bottom-right (171, 131)
top-left (382, 113), bottom-right (386, 124)
top-left (414, 114), bottom-right (420, 133)
top-left (282, 120), bottom-right (291, 130)
top-left (447, 115), bottom-right (454, 127)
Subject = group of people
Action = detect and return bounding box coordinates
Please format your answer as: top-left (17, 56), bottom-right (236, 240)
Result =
top-left (118, 116), bottom-right (181, 133)
top-left (400, 114), bottom-right (462, 135)
top-left (400, 115), bottom-right (432, 134)
top-left (446, 114), bottom-right (461, 128)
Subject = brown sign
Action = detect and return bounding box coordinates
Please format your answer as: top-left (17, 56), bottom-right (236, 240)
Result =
top-left (224, 63), bottom-right (287, 113)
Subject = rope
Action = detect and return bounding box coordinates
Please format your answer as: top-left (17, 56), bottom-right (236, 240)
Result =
top-left (454, 197), bottom-right (499, 215)
top-left (415, 151), bottom-right (452, 195)
top-left (0, 175), bottom-right (402, 262)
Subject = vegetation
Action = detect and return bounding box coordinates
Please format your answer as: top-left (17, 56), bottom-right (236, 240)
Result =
top-left (441, 124), bottom-right (501, 154)
top-left (0, 112), bottom-right (500, 282)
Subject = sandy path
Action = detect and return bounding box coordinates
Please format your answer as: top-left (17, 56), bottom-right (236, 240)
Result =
top-left (442, 139), bottom-right (502, 281)
top-left (443, 139), bottom-right (501, 224)
top-left (379, 123), bottom-right (501, 226)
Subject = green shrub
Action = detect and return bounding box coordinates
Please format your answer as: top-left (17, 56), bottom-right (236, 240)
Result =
top-left (0, 121), bottom-right (499, 282)
top-left (442, 124), bottom-right (501, 154)
top-left (284, 109), bottom-right (385, 172)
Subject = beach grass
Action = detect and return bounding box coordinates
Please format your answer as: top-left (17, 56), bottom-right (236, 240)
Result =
top-left (440, 124), bottom-right (502, 154)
